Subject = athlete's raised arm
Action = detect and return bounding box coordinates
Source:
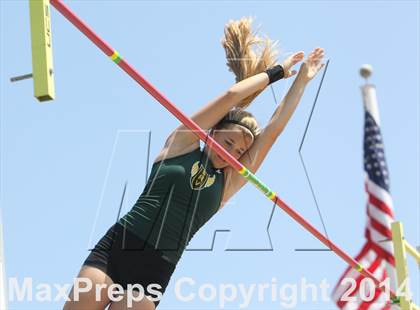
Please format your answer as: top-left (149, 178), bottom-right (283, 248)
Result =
top-left (156, 51), bottom-right (304, 161)
top-left (221, 47), bottom-right (325, 207)
top-left (161, 72), bottom-right (268, 154)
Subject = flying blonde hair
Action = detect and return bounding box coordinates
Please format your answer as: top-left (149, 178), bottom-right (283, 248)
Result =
top-left (215, 17), bottom-right (280, 138)
top-left (221, 16), bottom-right (279, 109)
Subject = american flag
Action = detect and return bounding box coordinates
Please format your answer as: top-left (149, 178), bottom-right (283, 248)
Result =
top-left (332, 84), bottom-right (397, 309)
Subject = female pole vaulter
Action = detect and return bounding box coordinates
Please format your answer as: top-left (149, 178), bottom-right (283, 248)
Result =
top-left (63, 17), bottom-right (325, 310)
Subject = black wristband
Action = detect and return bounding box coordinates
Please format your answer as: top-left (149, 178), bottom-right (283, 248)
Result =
top-left (265, 64), bottom-right (284, 84)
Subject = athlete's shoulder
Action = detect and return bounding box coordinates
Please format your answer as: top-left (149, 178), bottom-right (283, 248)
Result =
top-left (153, 143), bottom-right (201, 165)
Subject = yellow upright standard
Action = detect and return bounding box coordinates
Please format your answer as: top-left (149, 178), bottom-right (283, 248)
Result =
top-left (29, 0), bottom-right (55, 101)
top-left (391, 221), bottom-right (420, 310)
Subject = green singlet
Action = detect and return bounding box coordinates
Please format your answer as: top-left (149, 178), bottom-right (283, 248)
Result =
top-left (118, 146), bottom-right (225, 265)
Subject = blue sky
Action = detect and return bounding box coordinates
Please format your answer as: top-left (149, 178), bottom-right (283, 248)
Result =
top-left (1, 0), bottom-right (419, 309)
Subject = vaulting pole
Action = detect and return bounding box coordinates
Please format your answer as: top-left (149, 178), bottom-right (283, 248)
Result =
top-left (49, 0), bottom-right (396, 300)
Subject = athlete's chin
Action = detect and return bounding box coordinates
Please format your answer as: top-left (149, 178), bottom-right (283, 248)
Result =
top-left (214, 162), bottom-right (228, 169)
top-left (213, 155), bottom-right (228, 169)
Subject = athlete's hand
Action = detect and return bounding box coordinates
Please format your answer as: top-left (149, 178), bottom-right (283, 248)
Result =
top-left (281, 51), bottom-right (305, 79)
top-left (297, 47), bottom-right (325, 82)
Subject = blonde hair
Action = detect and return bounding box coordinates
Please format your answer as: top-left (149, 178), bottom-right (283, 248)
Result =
top-left (221, 16), bottom-right (279, 109)
top-left (215, 107), bottom-right (261, 139)
top-left (215, 17), bottom-right (279, 139)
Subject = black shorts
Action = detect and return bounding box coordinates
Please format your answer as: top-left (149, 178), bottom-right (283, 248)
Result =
top-left (82, 222), bottom-right (176, 308)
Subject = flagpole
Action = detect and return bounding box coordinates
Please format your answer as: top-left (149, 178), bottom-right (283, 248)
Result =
top-left (48, 0), bottom-right (396, 299)
top-left (0, 208), bottom-right (7, 310)
top-left (360, 64), bottom-right (381, 125)
top-left (360, 65), bottom-right (398, 304)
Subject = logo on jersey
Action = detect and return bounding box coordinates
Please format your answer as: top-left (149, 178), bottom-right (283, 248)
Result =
top-left (190, 161), bottom-right (216, 190)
